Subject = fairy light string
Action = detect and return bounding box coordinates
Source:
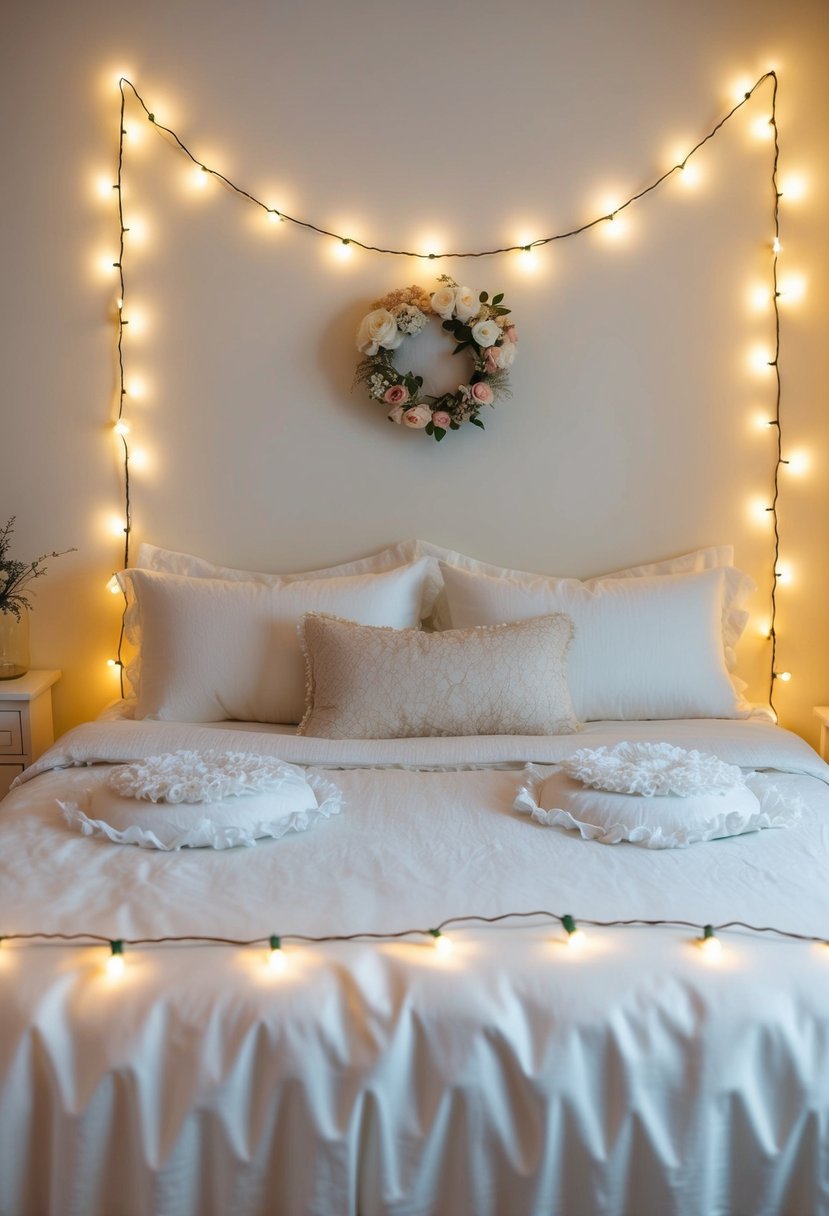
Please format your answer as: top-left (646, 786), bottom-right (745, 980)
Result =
top-left (109, 71), bottom-right (792, 705)
top-left (2, 910), bottom-right (827, 956)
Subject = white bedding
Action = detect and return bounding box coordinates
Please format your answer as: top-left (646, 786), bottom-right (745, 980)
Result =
top-left (2, 718), bottom-right (829, 1215)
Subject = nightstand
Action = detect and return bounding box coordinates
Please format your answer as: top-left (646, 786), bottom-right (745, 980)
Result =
top-left (814, 707), bottom-right (829, 764)
top-left (0, 669), bottom-right (61, 799)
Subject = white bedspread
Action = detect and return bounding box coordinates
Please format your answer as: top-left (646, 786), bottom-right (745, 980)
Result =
top-left (2, 718), bottom-right (829, 1216)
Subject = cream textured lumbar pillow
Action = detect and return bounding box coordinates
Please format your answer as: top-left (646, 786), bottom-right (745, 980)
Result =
top-left (298, 612), bottom-right (580, 739)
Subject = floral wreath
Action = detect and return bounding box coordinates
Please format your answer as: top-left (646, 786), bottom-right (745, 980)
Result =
top-left (354, 275), bottom-right (517, 441)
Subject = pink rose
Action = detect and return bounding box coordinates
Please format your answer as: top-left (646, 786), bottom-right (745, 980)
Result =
top-left (470, 382), bottom-right (494, 405)
top-left (387, 405), bottom-right (405, 424)
top-left (402, 405), bottom-right (432, 429)
top-left (432, 411), bottom-right (452, 429)
top-left (504, 324), bottom-right (518, 344)
top-left (484, 348), bottom-right (499, 373)
top-left (384, 384), bottom-right (409, 406)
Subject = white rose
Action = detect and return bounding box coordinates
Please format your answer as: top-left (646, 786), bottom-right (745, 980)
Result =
top-left (430, 286), bottom-right (456, 320)
top-left (454, 286), bottom-right (479, 322)
top-left (471, 319), bottom-right (500, 348)
top-left (402, 405), bottom-right (433, 429)
top-left (495, 339), bottom-right (516, 368)
top-left (387, 405), bottom-right (406, 424)
top-left (357, 309), bottom-right (404, 355)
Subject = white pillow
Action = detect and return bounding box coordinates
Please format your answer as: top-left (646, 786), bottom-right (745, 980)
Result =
top-left (135, 539), bottom-right (752, 664)
top-left (439, 563), bottom-right (745, 721)
top-left (58, 751), bottom-right (343, 850)
top-left (136, 538), bottom-right (446, 618)
top-left (298, 612), bottom-right (580, 739)
top-left (430, 544), bottom-right (752, 668)
top-left (118, 560), bottom-right (430, 724)
top-left (514, 764), bottom-right (801, 848)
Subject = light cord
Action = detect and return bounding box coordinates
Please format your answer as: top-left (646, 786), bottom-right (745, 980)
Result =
top-left (109, 72), bottom-right (789, 706)
top-left (2, 909), bottom-right (826, 951)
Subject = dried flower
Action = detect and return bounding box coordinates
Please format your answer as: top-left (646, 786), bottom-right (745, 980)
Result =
top-left (0, 517), bottom-right (75, 620)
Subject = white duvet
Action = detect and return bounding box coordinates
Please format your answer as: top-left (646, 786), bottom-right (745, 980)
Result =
top-left (2, 717), bottom-right (829, 1216)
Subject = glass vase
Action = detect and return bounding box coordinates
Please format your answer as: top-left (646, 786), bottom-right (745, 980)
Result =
top-left (0, 608), bottom-right (30, 680)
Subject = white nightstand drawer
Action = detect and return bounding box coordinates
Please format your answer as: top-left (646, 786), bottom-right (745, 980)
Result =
top-left (0, 764), bottom-right (24, 799)
top-left (0, 711), bottom-right (23, 755)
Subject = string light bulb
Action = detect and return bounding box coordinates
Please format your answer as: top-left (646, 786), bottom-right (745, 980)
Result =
top-left (106, 575), bottom-right (121, 595)
top-left (106, 939), bottom-right (126, 977)
top-left (429, 929), bottom-right (452, 955)
top-left (698, 925), bottom-right (722, 959)
top-left (113, 420), bottom-right (130, 436)
top-left (268, 935), bottom-right (286, 972)
top-left (773, 670), bottom-right (792, 682)
top-left (562, 914), bottom-right (585, 949)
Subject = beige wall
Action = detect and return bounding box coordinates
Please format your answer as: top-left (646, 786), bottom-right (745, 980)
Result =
top-left (2, 0), bottom-right (827, 744)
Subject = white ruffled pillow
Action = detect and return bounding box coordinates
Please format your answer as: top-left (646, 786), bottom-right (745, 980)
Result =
top-left (119, 560), bottom-right (430, 724)
top-left (440, 564), bottom-right (747, 721)
top-left (514, 743), bottom-right (802, 848)
top-left (59, 750), bottom-right (343, 850)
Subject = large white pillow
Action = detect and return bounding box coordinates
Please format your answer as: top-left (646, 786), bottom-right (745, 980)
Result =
top-left (135, 539), bottom-right (752, 664)
top-left (439, 563), bottom-right (746, 721)
top-left (118, 560), bottom-right (430, 724)
top-left (298, 612), bottom-right (580, 739)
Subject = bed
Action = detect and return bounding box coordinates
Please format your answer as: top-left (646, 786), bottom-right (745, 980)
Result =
top-left (1, 540), bottom-right (828, 1216)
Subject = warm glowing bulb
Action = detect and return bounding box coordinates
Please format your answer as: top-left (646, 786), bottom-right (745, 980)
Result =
top-left (749, 498), bottom-right (773, 524)
top-left (774, 670), bottom-right (792, 682)
top-left (192, 166), bottom-right (209, 190)
top-left (122, 120), bottom-right (144, 146)
top-left (116, 297), bottom-right (124, 311)
top-left (113, 420), bottom-right (130, 436)
top-left (100, 254), bottom-right (119, 276)
top-left (108, 515), bottom-right (127, 539)
top-left (748, 284), bottom-right (770, 313)
top-left (106, 576), bottom-right (121, 595)
top-left (602, 203), bottom-right (627, 239)
top-left (127, 377), bottom-right (145, 399)
top-left (430, 930), bottom-right (452, 954)
top-left (785, 450), bottom-right (809, 476)
top-left (334, 239), bottom-right (353, 261)
top-left (778, 275), bottom-right (806, 304)
top-left (268, 939), bottom-right (286, 972)
top-left (561, 915), bottom-right (584, 949)
top-left (677, 160), bottom-right (700, 188)
top-left (126, 216), bottom-right (148, 245)
top-left (267, 209), bottom-right (281, 225)
top-left (749, 345), bottom-right (774, 374)
top-left (775, 563), bottom-right (793, 585)
top-left (732, 78), bottom-right (754, 104)
top-left (130, 448), bottom-right (148, 471)
top-left (772, 237), bottom-right (781, 254)
top-left (698, 930), bottom-right (722, 960)
top-left (752, 117), bottom-right (774, 141)
top-left (779, 174), bottom-right (806, 202)
top-left (106, 941), bottom-right (125, 976)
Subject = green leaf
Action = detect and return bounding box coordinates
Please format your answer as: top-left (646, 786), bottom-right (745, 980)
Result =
top-left (479, 291), bottom-right (488, 303)
top-left (470, 418), bottom-right (485, 429)
top-left (425, 421), bottom-right (434, 435)
top-left (492, 293), bottom-right (504, 305)
top-left (493, 306), bottom-right (511, 316)
top-left (415, 375), bottom-right (424, 387)
top-left (442, 319), bottom-right (455, 331)
top-left (453, 342), bottom-right (471, 356)
top-left (433, 427), bottom-right (446, 442)
top-left (449, 421), bottom-right (460, 430)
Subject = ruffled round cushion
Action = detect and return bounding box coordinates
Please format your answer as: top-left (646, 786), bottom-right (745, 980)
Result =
top-left (514, 764), bottom-right (802, 849)
top-left (59, 749), bottom-right (343, 850)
